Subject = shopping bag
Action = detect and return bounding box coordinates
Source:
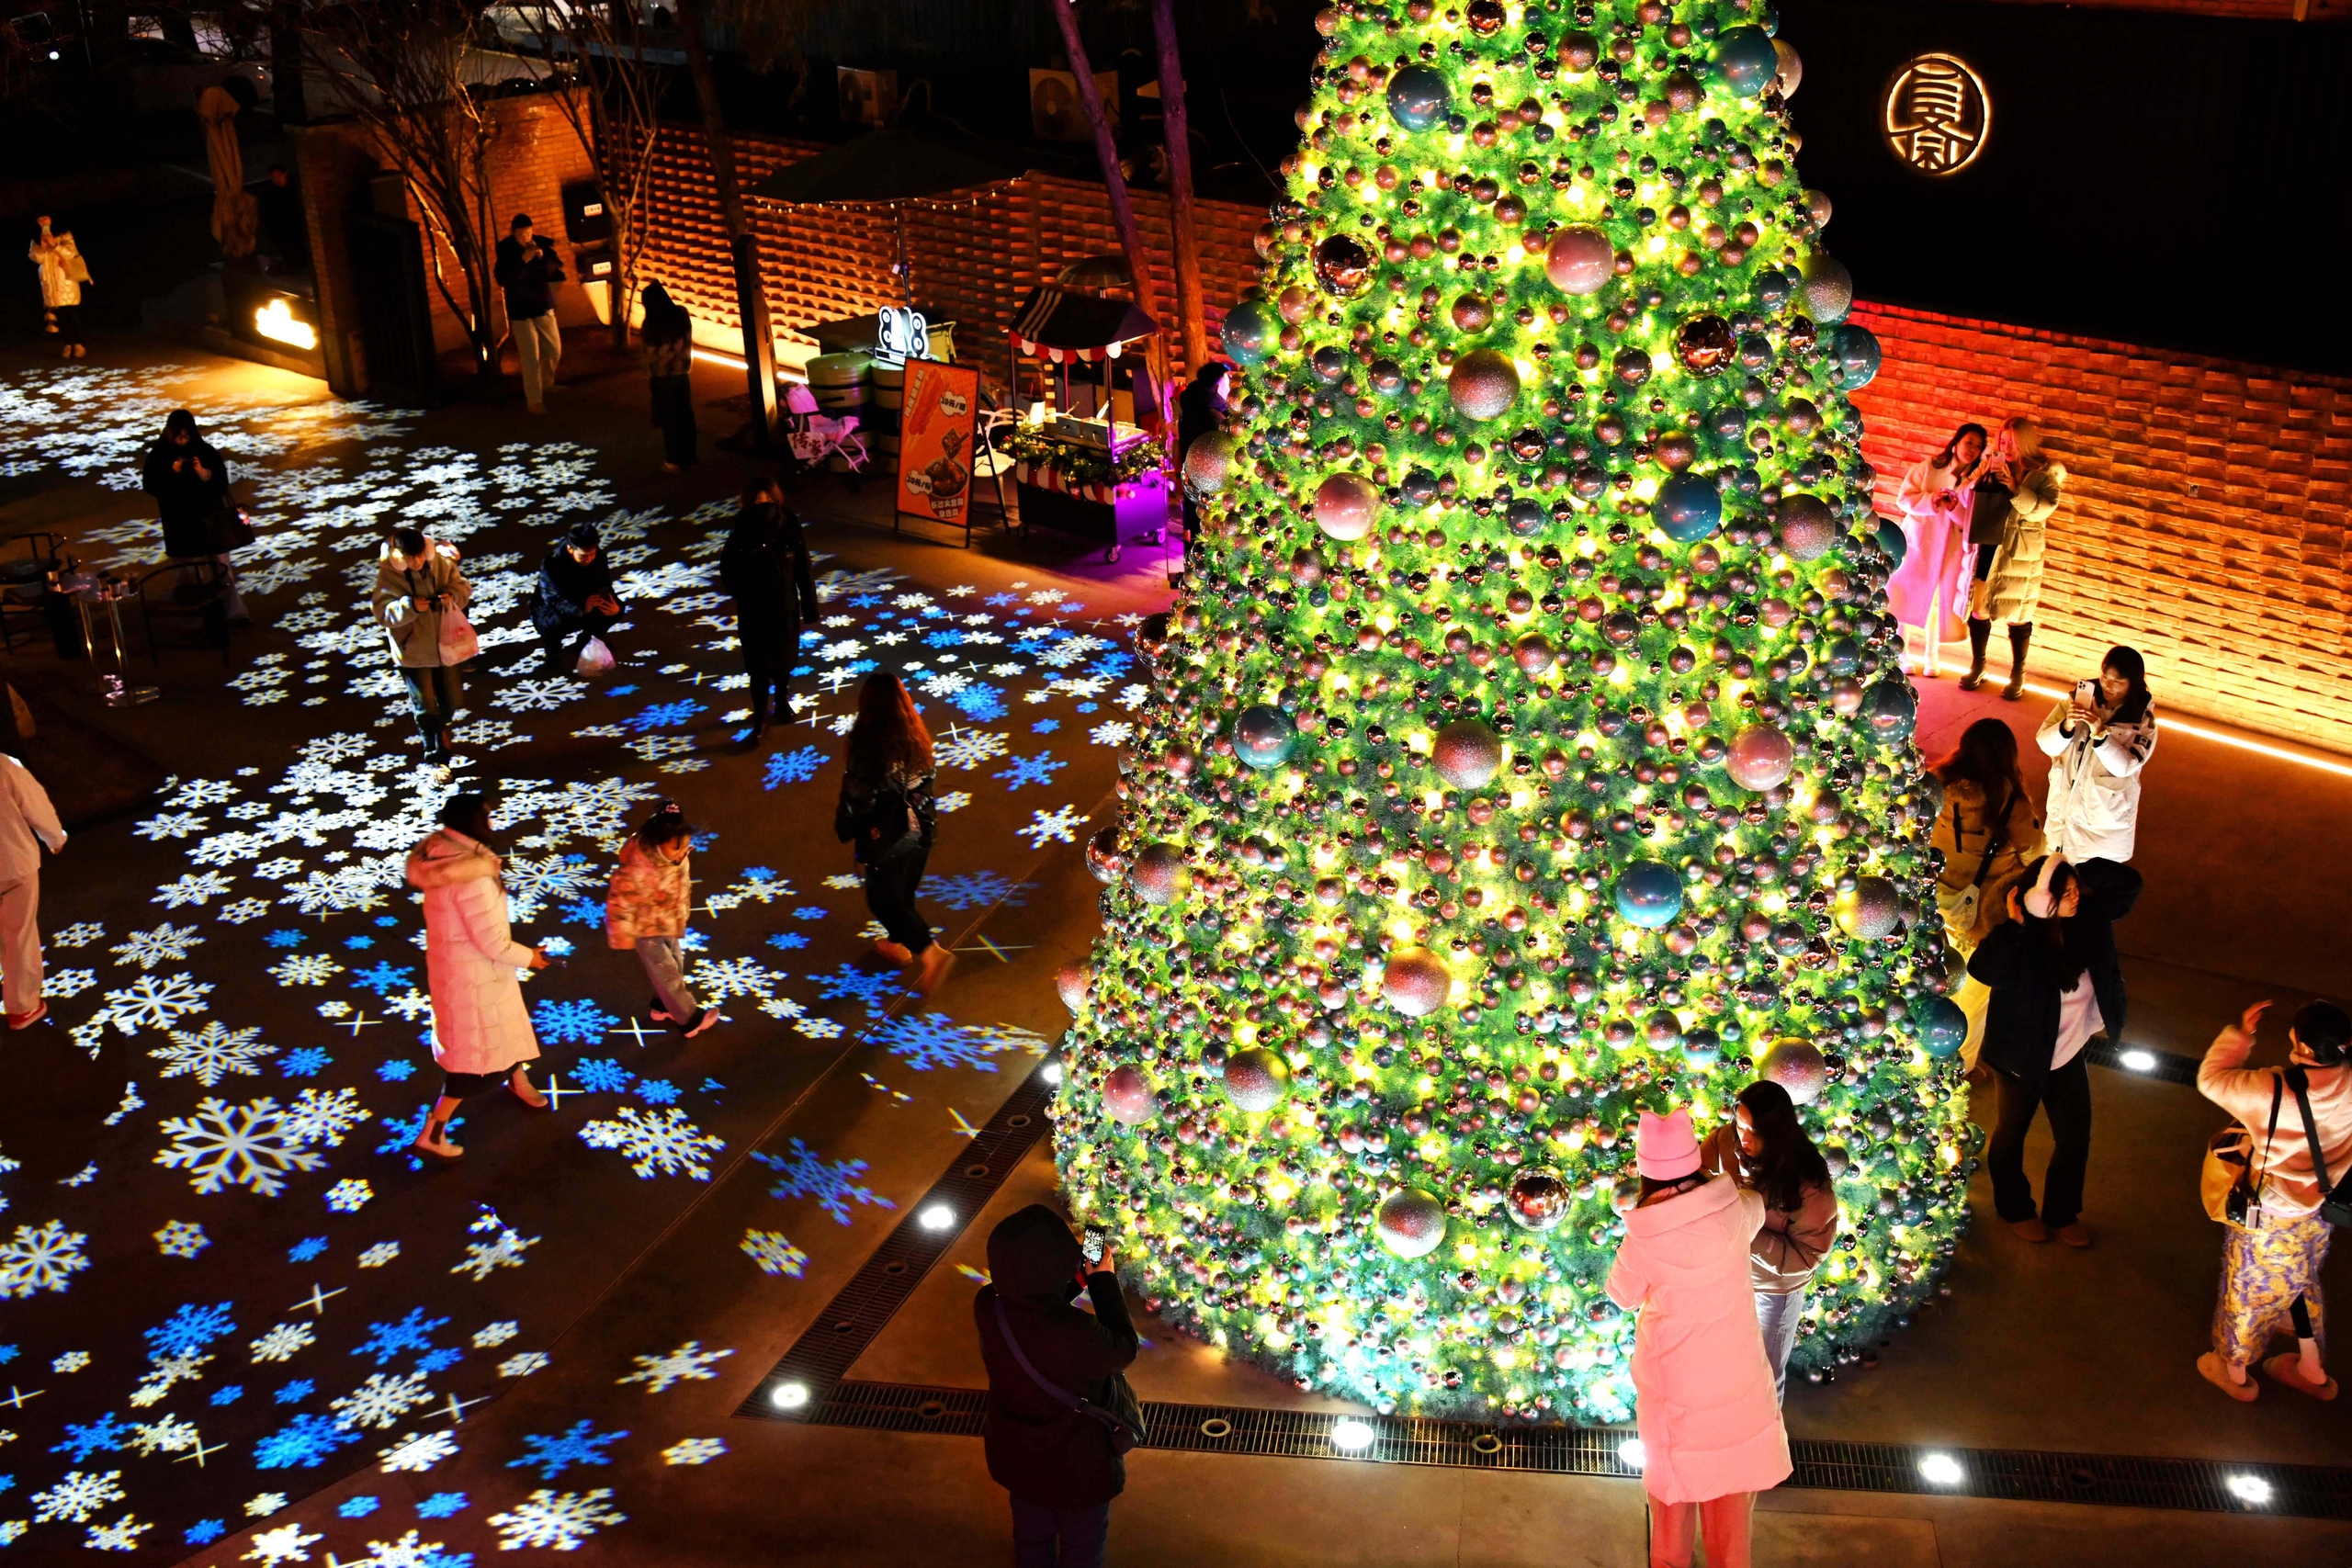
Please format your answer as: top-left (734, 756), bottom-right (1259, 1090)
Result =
top-left (436, 604), bottom-right (480, 666)
top-left (575, 636), bottom-right (615, 676)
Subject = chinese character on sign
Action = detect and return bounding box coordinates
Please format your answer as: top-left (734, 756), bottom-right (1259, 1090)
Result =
top-left (1882, 52), bottom-right (1990, 175)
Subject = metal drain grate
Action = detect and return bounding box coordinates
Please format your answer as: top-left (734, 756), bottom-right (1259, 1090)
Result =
top-left (2086, 1038), bottom-right (2201, 1087)
top-left (799, 1382), bottom-right (2352, 1520)
top-left (735, 1062), bottom-right (1059, 1421)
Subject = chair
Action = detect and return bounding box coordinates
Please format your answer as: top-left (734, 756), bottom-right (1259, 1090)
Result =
top-left (969, 409), bottom-right (1022, 538)
top-left (0, 532), bottom-right (62, 654)
top-left (135, 560), bottom-right (234, 665)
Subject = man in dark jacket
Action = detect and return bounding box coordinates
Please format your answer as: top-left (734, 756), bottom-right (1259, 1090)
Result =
top-left (494, 214), bottom-right (565, 413)
top-left (718, 479), bottom-right (819, 745)
top-left (530, 524), bottom-right (622, 673)
top-left (973, 1204), bottom-right (1136, 1568)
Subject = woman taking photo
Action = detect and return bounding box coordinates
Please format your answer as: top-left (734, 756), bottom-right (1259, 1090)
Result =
top-left (606, 802), bottom-right (717, 1038)
top-left (1609, 1106), bottom-right (1790, 1568)
top-left (835, 671), bottom-right (952, 994)
top-left (1931, 718), bottom-right (2045, 1068)
top-left (1702, 1081), bottom-right (1840, 1404)
top-left (2034, 644), bottom-right (2157, 865)
top-left (140, 408), bottom-right (251, 625)
top-left (404, 791), bottom-right (551, 1160)
top-left (1886, 422), bottom-right (1986, 680)
top-left (1962, 417), bottom-right (2066, 700)
top-left (1968, 852), bottom-right (2143, 1247)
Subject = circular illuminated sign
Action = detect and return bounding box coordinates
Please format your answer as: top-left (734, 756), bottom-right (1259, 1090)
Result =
top-left (1882, 52), bottom-right (1990, 175)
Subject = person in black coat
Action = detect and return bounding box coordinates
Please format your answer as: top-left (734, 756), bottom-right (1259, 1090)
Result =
top-left (973, 1204), bottom-right (1137, 1568)
top-left (141, 409), bottom-right (230, 559)
top-left (718, 478), bottom-right (818, 745)
top-left (529, 523), bottom-right (622, 672)
top-left (1968, 852), bottom-right (2142, 1248)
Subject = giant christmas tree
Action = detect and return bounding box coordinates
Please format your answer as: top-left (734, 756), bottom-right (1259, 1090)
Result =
top-left (1055, 0), bottom-right (1974, 1423)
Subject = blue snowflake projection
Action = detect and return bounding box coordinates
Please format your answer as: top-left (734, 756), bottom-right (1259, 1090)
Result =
top-left (340, 1496), bottom-right (382, 1517)
top-left (212, 1384), bottom-right (243, 1405)
top-left (146, 1302), bottom-right (236, 1359)
top-left (417, 1348), bottom-right (464, 1375)
top-left (417, 1494), bottom-right (469, 1519)
top-left (763, 746), bottom-right (825, 789)
top-left (1033, 717), bottom-right (1060, 733)
top-left (186, 1520), bottom-right (227, 1546)
top-left (288, 1236), bottom-right (328, 1263)
top-left (50, 1412), bottom-right (132, 1461)
top-left (376, 1104), bottom-right (462, 1163)
top-left (350, 962), bottom-right (416, 996)
top-left (635, 1079), bottom-right (679, 1106)
top-left (919, 871), bottom-right (1034, 913)
top-left (625, 699), bottom-right (704, 733)
top-left (264, 931), bottom-right (306, 949)
top-left (767, 931), bottom-right (808, 952)
top-left (560, 897), bottom-right (606, 926)
top-left (992, 750), bottom-right (1067, 791)
top-left (571, 1057), bottom-right (635, 1094)
top-left (378, 1058), bottom-right (418, 1083)
top-left (531, 998), bottom-right (616, 1045)
top-left (871, 1012), bottom-right (1018, 1074)
top-left (509, 1419), bottom-right (628, 1480)
top-left (354, 1309), bottom-right (450, 1367)
top-left (255, 1411), bottom-right (363, 1469)
top-left (813, 963), bottom-right (904, 1014)
top-left (279, 1046), bottom-right (332, 1077)
top-left (344, 935), bottom-right (375, 950)
top-left (749, 1140), bottom-right (894, 1226)
top-left (275, 1380), bottom-right (315, 1404)
top-left (948, 684), bottom-right (1007, 721)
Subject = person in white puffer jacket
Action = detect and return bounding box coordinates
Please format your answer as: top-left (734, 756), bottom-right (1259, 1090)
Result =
top-left (2035, 644), bottom-right (2157, 864)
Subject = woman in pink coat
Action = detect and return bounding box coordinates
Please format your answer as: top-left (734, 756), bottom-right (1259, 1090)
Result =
top-left (404, 792), bottom-right (552, 1159)
top-left (1884, 423), bottom-right (1986, 679)
top-left (1608, 1106), bottom-right (1792, 1568)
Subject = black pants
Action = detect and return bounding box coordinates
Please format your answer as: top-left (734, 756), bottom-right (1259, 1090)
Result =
top-left (401, 664), bottom-right (461, 728)
top-left (741, 622), bottom-right (795, 728)
top-left (864, 840), bottom-right (934, 955)
top-left (51, 304), bottom-right (83, 347)
top-left (439, 1066), bottom-right (522, 1100)
top-left (1988, 1054), bottom-right (2092, 1228)
top-left (652, 374), bottom-right (697, 467)
top-left (539, 611), bottom-right (614, 671)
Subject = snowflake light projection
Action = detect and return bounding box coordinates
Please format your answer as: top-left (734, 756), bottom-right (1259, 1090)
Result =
top-left (616, 1341), bottom-right (733, 1394)
top-left (577, 1108), bottom-right (725, 1181)
top-left (510, 1419), bottom-right (628, 1480)
top-left (151, 1021), bottom-right (277, 1086)
top-left (154, 1098), bottom-right (327, 1196)
top-left (750, 1140), bottom-right (894, 1225)
top-left (488, 1488), bottom-right (626, 1551)
top-left (740, 1231), bottom-right (808, 1277)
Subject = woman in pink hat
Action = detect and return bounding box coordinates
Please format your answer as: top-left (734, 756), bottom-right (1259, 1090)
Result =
top-left (1608, 1105), bottom-right (1792, 1568)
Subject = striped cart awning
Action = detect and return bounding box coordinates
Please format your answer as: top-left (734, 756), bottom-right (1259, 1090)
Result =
top-left (1009, 286), bottom-right (1158, 364)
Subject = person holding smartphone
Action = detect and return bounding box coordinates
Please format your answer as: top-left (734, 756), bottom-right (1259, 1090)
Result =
top-left (28, 214), bottom-right (88, 358)
top-left (2034, 645), bottom-right (2157, 865)
top-left (495, 213), bottom-right (566, 414)
top-left (372, 525), bottom-right (474, 768)
top-left (1886, 423), bottom-right (1987, 679)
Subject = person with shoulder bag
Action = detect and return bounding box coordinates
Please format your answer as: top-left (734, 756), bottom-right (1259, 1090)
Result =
top-left (834, 670), bottom-right (951, 994)
top-left (1962, 417), bottom-right (2066, 699)
top-left (2197, 998), bottom-right (2352, 1404)
top-left (1699, 1081), bottom-right (1840, 1405)
top-left (1929, 718), bottom-right (2045, 1071)
top-left (973, 1203), bottom-right (1141, 1568)
top-left (371, 525), bottom-right (475, 769)
top-left (140, 407), bottom-right (251, 626)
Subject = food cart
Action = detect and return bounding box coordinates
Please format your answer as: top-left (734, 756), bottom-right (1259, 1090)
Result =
top-left (1004, 286), bottom-right (1173, 563)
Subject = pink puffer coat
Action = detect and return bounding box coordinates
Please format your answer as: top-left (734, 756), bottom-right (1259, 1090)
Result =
top-left (406, 829), bottom-right (538, 1077)
top-left (1606, 1175), bottom-right (1792, 1505)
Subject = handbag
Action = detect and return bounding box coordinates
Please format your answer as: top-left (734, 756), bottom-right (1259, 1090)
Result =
top-left (2284, 1068), bottom-right (2352, 1228)
top-left (1939, 795), bottom-right (2009, 939)
top-left (991, 1296), bottom-right (1144, 1455)
top-left (2201, 1077), bottom-right (2277, 1226)
top-left (206, 494), bottom-right (257, 554)
top-left (1967, 477), bottom-right (2014, 548)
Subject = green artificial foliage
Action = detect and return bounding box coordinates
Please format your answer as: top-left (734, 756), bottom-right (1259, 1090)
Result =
top-left (1054, 0), bottom-right (1972, 1424)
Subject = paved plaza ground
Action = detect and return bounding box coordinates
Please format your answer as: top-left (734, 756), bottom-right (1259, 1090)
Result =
top-left (0, 340), bottom-right (2344, 1566)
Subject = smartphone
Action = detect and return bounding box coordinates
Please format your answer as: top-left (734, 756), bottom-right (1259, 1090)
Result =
top-left (2074, 680), bottom-right (2098, 706)
top-left (1081, 1225), bottom-right (1109, 1266)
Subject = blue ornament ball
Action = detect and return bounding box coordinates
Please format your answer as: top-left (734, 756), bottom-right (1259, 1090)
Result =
top-left (1386, 63), bottom-right (1452, 131)
top-left (1714, 27), bottom-right (1781, 96)
top-left (1219, 299), bottom-right (1280, 366)
top-left (1859, 677), bottom-right (1917, 746)
top-left (1873, 515), bottom-right (1907, 566)
top-left (1232, 705), bottom-right (1295, 770)
top-left (1684, 1027), bottom-right (1723, 1068)
top-left (1655, 471), bottom-right (1723, 543)
top-left (1614, 860), bottom-right (1684, 929)
top-left (1917, 998), bottom-right (1968, 1059)
top-left (1827, 323), bottom-right (1882, 390)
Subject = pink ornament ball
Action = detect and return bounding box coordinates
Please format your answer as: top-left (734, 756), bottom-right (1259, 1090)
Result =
top-left (1128, 843), bottom-right (1191, 906)
top-left (1777, 492), bottom-right (1838, 561)
top-left (1759, 1036), bottom-right (1828, 1105)
top-left (1513, 633), bottom-right (1555, 674)
top-left (1432, 717), bottom-right (1503, 789)
top-left (1056, 963), bottom-right (1092, 1011)
top-left (1838, 875), bottom-right (1902, 940)
top-left (1377, 1188), bottom-right (1449, 1258)
top-left (1545, 225), bottom-right (1614, 295)
top-left (1102, 1064), bottom-right (1159, 1125)
top-left (1724, 724), bottom-right (1794, 792)
top-left (1447, 348), bottom-right (1521, 423)
top-left (1382, 945), bottom-right (1454, 1017)
top-left (1084, 826), bottom-right (1125, 884)
top-left (1314, 472), bottom-right (1380, 541)
top-left (1223, 1047), bottom-right (1291, 1113)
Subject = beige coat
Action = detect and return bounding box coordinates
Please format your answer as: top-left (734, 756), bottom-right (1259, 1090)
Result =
top-left (371, 540), bottom-right (471, 669)
top-left (28, 232), bottom-right (84, 309)
top-left (1929, 777), bottom-right (2044, 950)
top-left (1973, 459), bottom-right (2065, 626)
top-left (406, 829), bottom-right (538, 1077)
top-left (1700, 1126), bottom-right (1843, 1295)
top-left (0, 755), bottom-right (64, 879)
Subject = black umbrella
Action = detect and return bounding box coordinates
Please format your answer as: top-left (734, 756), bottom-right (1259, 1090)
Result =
top-left (751, 128), bottom-right (1025, 310)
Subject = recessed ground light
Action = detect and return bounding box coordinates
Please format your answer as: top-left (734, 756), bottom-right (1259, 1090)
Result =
top-left (1329, 1418), bottom-right (1374, 1453)
top-left (1618, 1438), bottom-right (1646, 1471)
top-left (1042, 1062), bottom-right (1065, 1085)
top-left (770, 1382), bottom-right (809, 1410)
top-left (918, 1203), bottom-right (956, 1232)
top-left (2119, 1049), bottom-right (2158, 1073)
top-left (2226, 1472), bottom-right (2273, 1506)
top-left (1917, 1451), bottom-right (1964, 1486)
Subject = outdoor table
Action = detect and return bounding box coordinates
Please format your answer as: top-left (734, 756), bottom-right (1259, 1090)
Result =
top-left (71, 578), bottom-right (158, 708)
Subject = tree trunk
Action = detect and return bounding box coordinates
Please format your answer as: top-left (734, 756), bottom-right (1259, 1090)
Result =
top-left (271, 0), bottom-right (307, 125)
top-left (1044, 0), bottom-right (1156, 329)
top-left (1148, 0), bottom-right (1204, 372)
top-left (676, 0), bottom-right (776, 446)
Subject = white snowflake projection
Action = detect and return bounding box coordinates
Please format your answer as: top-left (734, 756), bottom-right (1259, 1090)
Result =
top-left (349, 1529), bottom-right (458, 1567)
top-left (662, 1438), bottom-right (727, 1465)
top-left (101, 970), bottom-right (213, 1032)
top-left (30, 1469), bottom-right (124, 1523)
top-left (267, 953), bottom-right (345, 987)
top-left (51, 920), bottom-right (106, 947)
top-left (241, 1520), bottom-right (323, 1564)
top-left (377, 1429), bottom-right (459, 1472)
top-left (497, 1352), bottom-right (549, 1378)
top-left (129, 1349), bottom-right (211, 1408)
top-left (1016, 805), bottom-right (1086, 847)
top-left (151, 1021), bottom-right (276, 1086)
top-left (153, 1221), bottom-right (210, 1258)
top-left (473, 1321), bottom-right (521, 1348)
top-left (129, 1414), bottom-right (200, 1455)
top-left (0, 1219), bottom-right (89, 1297)
top-left (684, 956), bottom-right (776, 1001)
top-left (488, 1488), bottom-right (626, 1552)
top-left (493, 677), bottom-right (586, 712)
top-left (282, 1087), bottom-right (370, 1147)
top-left (1089, 719), bottom-right (1136, 747)
top-left (54, 1349), bottom-right (91, 1371)
top-left (132, 811), bottom-right (209, 840)
top-left (741, 1230), bottom-right (808, 1278)
top-left (154, 1098), bottom-right (326, 1196)
top-left (218, 897), bottom-right (274, 923)
top-left (43, 967), bottom-right (96, 998)
top-left (331, 1371), bottom-right (433, 1430)
top-left (451, 1228), bottom-right (539, 1282)
top-left (358, 1241), bottom-right (401, 1269)
top-left (578, 1107), bottom-right (725, 1180)
top-left (153, 872), bottom-right (234, 908)
top-left (251, 1321), bottom-right (317, 1363)
top-left (246, 1492), bottom-right (290, 1517)
top-left (324, 1179), bottom-right (375, 1212)
top-left (616, 1341), bottom-right (734, 1394)
top-left (85, 1515), bottom-right (152, 1551)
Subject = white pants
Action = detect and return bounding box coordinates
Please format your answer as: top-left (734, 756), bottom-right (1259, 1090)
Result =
top-left (0, 874), bottom-right (42, 1015)
top-left (514, 313), bottom-right (561, 409)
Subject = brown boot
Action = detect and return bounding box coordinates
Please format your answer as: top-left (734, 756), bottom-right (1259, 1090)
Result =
top-left (2003, 624), bottom-right (2033, 701)
top-left (508, 1066), bottom-right (548, 1110)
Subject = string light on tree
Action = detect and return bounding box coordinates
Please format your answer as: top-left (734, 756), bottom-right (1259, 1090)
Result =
top-left (1053, 0), bottom-right (1974, 1424)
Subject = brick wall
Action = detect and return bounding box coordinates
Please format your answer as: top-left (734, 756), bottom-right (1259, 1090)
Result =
top-left (1848, 301), bottom-right (2352, 754)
